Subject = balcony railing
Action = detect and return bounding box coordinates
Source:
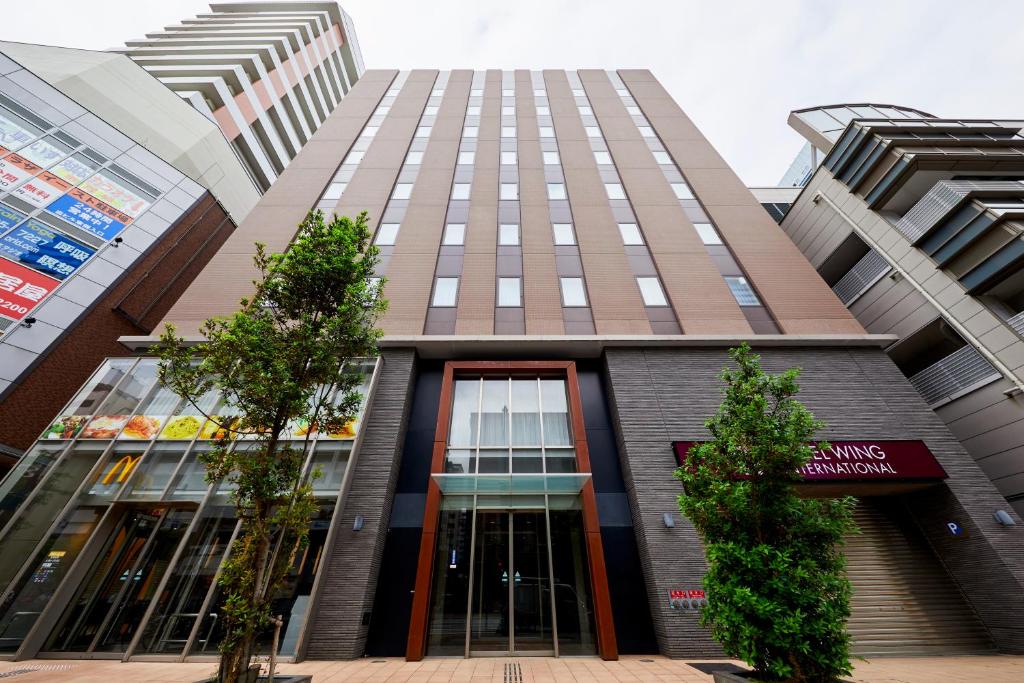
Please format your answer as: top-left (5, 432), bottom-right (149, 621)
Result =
top-left (908, 344), bottom-right (1000, 405)
top-left (832, 249), bottom-right (891, 305)
top-left (1006, 310), bottom-right (1024, 338)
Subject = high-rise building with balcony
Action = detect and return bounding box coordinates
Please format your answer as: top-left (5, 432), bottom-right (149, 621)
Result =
top-left (0, 2), bottom-right (364, 465)
top-left (117, 1), bottom-right (365, 192)
top-left (0, 71), bottom-right (1022, 667)
top-left (780, 105), bottom-right (1024, 518)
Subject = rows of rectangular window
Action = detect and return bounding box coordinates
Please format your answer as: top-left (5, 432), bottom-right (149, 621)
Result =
top-left (316, 71), bottom-right (413, 210)
top-left (431, 275), bottom-right (594, 308)
top-left (605, 71), bottom-right (768, 316)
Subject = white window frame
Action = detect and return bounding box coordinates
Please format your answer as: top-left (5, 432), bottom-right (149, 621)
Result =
top-left (560, 277), bottom-right (587, 307)
top-left (443, 223), bottom-right (465, 246)
top-left (605, 183), bottom-right (626, 200)
top-left (693, 223), bottom-right (722, 245)
top-left (594, 150), bottom-right (612, 165)
top-left (501, 150), bottom-right (517, 165)
top-left (637, 277), bottom-right (669, 306)
top-left (497, 277), bottom-right (522, 307)
top-left (552, 223), bottom-right (576, 245)
top-left (672, 183), bottom-right (694, 200)
top-left (432, 277), bottom-right (459, 307)
top-left (500, 184), bottom-right (519, 200)
top-left (458, 151), bottom-right (475, 165)
top-left (452, 183), bottom-right (472, 200)
top-left (542, 151), bottom-right (560, 165)
top-left (405, 151), bottom-right (424, 165)
top-left (392, 183), bottom-right (413, 200)
top-left (547, 183), bottom-right (567, 200)
top-left (499, 223), bottom-right (520, 246)
top-left (618, 223), bottom-right (644, 245)
top-left (375, 223), bottom-right (400, 245)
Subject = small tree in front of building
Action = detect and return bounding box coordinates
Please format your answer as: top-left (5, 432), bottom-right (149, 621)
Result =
top-left (156, 210), bottom-right (385, 683)
top-left (677, 343), bottom-right (856, 682)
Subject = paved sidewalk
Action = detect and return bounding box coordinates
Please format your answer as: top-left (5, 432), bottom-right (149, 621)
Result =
top-left (0, 655), bottom-right (1022, 682)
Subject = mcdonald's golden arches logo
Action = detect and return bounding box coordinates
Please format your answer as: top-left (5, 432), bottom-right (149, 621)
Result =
top-left (102, 454), bottom-right (142, 485)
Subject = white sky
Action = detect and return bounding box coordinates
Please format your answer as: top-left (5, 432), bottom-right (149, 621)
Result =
top-left (4, 0), bottom-right (1023, 186)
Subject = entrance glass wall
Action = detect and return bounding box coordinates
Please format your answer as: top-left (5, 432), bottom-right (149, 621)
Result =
top-left (0, 357), bottom-right (378, 659)
top-left (424, 375), bottom-right (596, 657)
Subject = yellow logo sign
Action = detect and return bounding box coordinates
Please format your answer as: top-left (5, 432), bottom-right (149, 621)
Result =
top-left (101, 454), bottom-right (142, 485)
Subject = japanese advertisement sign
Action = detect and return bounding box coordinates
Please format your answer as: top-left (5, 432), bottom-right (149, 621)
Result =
top-left (78, 170), bottom-right (150, 218)
top-left (673, 440), bottom-right (948, 483)
top-left (49, 155), bottom-right (99, 186)
top-left (11, 171), bottom-right (73, 208)
top-left (0, 256), bottom-right (59, 321)
top-left (46, 189), bottom-right (130, 240)
top-left (0, 203), bottom-right (26, 232)
top-left (0, 219), bottom-right (95, 280)
top-left (17, 138), bottom-right (67, 169)
top-left (0, 153), bottom-right (40, 191)
top-left (0, 113), bottom-right (37, 151)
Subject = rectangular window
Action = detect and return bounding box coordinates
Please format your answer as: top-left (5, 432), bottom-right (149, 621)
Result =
top-left (638, 126), bottom-right (655, 138)
top-left (463, 126), bottom-right (478, 138)
top-left (392, 183), bottom-right (413, 200)
top-left (552, 223), bottom-right (575, 245)
top-left (618, 223), bottom-right (643, 245)
top-left (458, 151), bottom-right (475, 164)
top-left (501, 126), bottom-right (516, 138)
top-left (497, 277), bottom-right (521, 307)
top-left (653, 150), bottom-right (671, 164)
top-left (626, 105), bottom-right (641, 116)
top-left (605, 183), bottom-right (626, 200)
top-left (376, 223), bottom-right (400, 245)
top-left (500, 183), bottom-right (519, 200)
top-left (534, 89), bottom-right (546, 97)
top-left (572, 88), bottom-right (585, 96)
top-left (471, 89), bottom-right (483, 96)
top-left (416, 126), bottom-right (431, 137)
top-left (405, 150), bottom-right (424, 165)
top-left (376, 105), bottom-right (390, 116)
top-left (443, 223), bottom-right (465, 245)
top-left (693, 223), bottom-right (722, 245)
top-left (542, 151), bottom-right (560, 165)
top-left (432, 277), bottom-right (459, 306)
top-left (560, 277), bottom-right (587, 306)
top-left (452, 183), bottom-right (471, 200)
top-left (536, 106), bottom-right (550, 116)
top-left (539, 126), bottom-right (554, 137)
top-left (467, 105), bottom-right (481, 115)
top-left (547, 183), bottom-right (566, 200)
top-left (616, 88), bottom-right (628, 97)
top-left (323, 182), bottom-right (346, 200)
top-left (725, 276), bottom-right (760, 306)
top-left (501, 150), bottom-right (517, 165)
top-left (671, 182), bottom-right (694, 200)
top-left (431, 89), bottom-right (444, 97)
top-left (502, 106), bottom-right (514, 115)
top-left (424, 106), bottom-right (439, 116)
top-left (637, 277), bottom-right (668, 306)
top-left (386, 89), bottom-right (400, 96)
top-left (362, 126), bottom-right (379, 137)
top-left (594, 150), bottom-right (612, 165)
top-left (502, 88), bottom-right (514, 97)
top-left (585, 126), bottom-right (601, 138)
top-left (578, 106), bottom-right (592, 116)
top-left (499, 223), bottom-right (520, 245)
top-left (344, 150), bottom-right (364, 165)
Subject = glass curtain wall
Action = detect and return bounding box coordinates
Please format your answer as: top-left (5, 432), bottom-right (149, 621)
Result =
top-left (0, 357), bottom-right (377, 659)
top-left (427, 375), bottom-right (596, 656)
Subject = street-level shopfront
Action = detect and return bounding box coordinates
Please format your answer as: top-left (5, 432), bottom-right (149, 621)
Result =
top-left (0, 347), bottom-right (1017, 662)
top-left (0, 356), bottom-right (377, 661)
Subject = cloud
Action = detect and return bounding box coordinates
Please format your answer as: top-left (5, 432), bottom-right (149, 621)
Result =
top-left (5, 0), bottom-right (1021, 185)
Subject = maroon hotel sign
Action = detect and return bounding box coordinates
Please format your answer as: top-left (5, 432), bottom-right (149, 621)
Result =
top-left (672, 440), bottom-right (948, 482)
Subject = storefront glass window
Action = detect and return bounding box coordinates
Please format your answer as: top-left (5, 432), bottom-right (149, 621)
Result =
top-left (0, 443), bottom-right (67, 531)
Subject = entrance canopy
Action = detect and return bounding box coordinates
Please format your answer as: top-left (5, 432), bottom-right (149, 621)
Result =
top-left (431, 473), bottom-right (591, 495)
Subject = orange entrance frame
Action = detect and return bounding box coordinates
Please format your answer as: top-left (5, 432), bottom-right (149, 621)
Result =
top-left (405, 360), bottom-right (618, 660)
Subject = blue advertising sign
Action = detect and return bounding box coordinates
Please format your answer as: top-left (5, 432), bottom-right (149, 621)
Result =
top-left (0, 203), bottom-right (26, 232)
top-left (45, 193), bottom-right (127, 240)
top-left (0, 219), bottom-right (95, 280)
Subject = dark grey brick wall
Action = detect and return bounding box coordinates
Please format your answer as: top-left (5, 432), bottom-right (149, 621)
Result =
top-left (604, 346), bottom-right (1024, 657)
top-left (303, 349), bottom-right (416, 659)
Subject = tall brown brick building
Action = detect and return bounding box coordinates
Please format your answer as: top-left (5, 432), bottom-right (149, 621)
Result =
top-left (0, 70), bottom-right (1022, 665)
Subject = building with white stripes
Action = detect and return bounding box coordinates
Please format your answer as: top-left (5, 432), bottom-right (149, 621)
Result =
top-left (117, 1), bottom-right (365, 192)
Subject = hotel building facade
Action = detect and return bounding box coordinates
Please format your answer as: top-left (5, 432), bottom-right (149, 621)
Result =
top-left (0, 70), bottom-right (1022, 665)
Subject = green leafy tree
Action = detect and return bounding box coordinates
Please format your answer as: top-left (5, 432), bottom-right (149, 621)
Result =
top-left (156, 210), bottom-right (385, 683)
top-left (677, 343), bottom-right (856, 682)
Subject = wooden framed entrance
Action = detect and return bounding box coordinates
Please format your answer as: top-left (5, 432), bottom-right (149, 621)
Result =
top-left (405, 361), bottom-right (617, 660)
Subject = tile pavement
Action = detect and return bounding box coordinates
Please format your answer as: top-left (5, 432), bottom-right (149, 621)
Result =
top-left (0, 655), bottom-right (1022, 682)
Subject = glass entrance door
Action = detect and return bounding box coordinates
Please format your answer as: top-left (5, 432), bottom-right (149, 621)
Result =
top-left (468, 512), bottom-right (553, 655)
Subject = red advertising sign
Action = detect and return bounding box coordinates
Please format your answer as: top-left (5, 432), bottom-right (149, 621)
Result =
top-left (11, 171), bottom-right (72, 208)
top-left (673, 440), bottom-right (947, 482)
top-left (0, 256), bottom-right (59, 321)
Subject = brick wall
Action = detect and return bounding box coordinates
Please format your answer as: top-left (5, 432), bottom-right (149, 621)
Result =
top-left (605, 345), bottom-right (1024, 656)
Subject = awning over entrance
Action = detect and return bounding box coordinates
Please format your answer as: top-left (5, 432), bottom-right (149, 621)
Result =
top-left (431, 473), bottom-right (592, 495)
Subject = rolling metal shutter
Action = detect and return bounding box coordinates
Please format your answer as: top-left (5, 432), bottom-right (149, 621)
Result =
top-left (845, 498), bottom-right (993, 656)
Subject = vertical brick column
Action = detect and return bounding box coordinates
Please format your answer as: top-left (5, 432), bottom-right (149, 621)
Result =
top-left (303, 349), bottom-right (417, 659)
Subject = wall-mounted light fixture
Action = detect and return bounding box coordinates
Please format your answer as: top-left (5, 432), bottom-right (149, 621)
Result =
top-left (20, 317), bottom-right (36, 329)
top-left (353, 515), bottom-right (365, 531)
top-left (663, 512), bottom-right (675, 528)
top-left (111, 236), bottom-right (124, 248)
top-left (994, 510), bottom-right (1016, 527)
